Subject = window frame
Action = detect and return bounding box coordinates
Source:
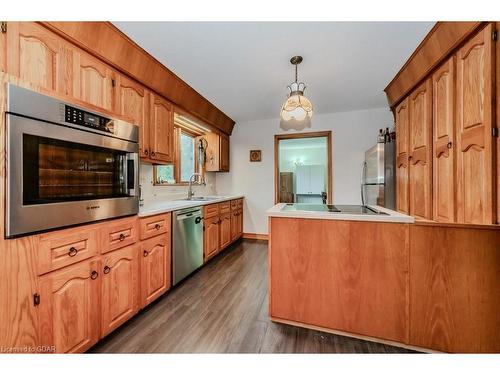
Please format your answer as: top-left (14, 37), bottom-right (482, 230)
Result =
top-left (153, 126), bottom-right (201, 186)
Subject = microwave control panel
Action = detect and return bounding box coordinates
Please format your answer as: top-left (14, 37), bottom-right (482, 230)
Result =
top-left (63, 105), bottom-right (113, 133)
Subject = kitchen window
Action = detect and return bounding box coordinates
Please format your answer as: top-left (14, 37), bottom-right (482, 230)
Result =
top-left (154, 127), bottom-right (199, 185)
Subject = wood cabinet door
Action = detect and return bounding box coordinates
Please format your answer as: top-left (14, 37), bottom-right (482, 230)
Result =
top-left (230, 210), bottom-right (239, 241)
top-left (150, 94), bottom-right (174, 163)
top-left (101, 245), bottom-right (139, 338)
top-left (456, 24), bottom-right (494, 224)
top-left (409, 79), bottom-right (433, 220)
top-left (395, 97), bottom-right (410, 214)
top-left (140, 234), bottom-right (170, 308)
top-left (432, 56), bottom-right (456, 222)
top-left (204, 132), bottom-right (220, 171)
top-left (219, 212), bottom-right (231, 249)
top-left (118, 76), bottom-right (150, 159)
top-left (220, 133), bottom-right (230, 172)
top-left (73, 51), bottom-right (116, 112)
top-left (204, 216), bottom-right (220, 260)
top-left (238, 209), bottom-right (243, 237)
top-left (6, 22), bottom-right (74, 96)
top-left (38, 259), bottom-right (100, 353)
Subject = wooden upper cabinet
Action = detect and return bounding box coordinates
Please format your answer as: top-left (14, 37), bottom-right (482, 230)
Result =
top-left (395, 97), bottom-right (410, 214)
top-left (456, 24), bottom-right (494, 225)
top-left (118, 76), bottom-right (150, 159)
top-left (101, 245), bottom-right (139, 337)
top-left (73, 52), bottom-right (117, 112)
top-left (149, 94), bottom-right (174, 164)
top-left (432, 56), bottom-right (456, 223)
top-left (205, 131), bottom-right (230, 172)
top-left (140, 234), bottom-right (171, 307)
top-left (409, 79), bottom-right (433, 220)
top-left (6, 22), bottom-right (73, 96)
top-left (38, 259), bottom-right (100, 353)
top-left (220, 133), bottom-right (230, 172)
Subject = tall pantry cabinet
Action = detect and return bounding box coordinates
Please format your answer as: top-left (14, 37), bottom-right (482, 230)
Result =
top-left (395, 23), bottom-right (497, 225)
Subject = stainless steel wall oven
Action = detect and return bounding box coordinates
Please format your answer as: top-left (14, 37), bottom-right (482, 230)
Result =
top-left (5, 84), bottom-right (139, 237)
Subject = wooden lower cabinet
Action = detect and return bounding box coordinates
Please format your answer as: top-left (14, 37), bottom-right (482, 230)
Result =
top-left (269, 218), bottom-right (409, 343)
top-left (140, 234), bottom-right (171, 308)
top-left (38, 259), bottom-right (100, 353)
top-left (204, 215), bottom-right (220, 261)
top-left (409, 224), bottom-right (500, 353)
top-left (231, 208), bottom-right (243, 241)
top-left (219, 212), bottom-right (232, 249)
top-left (101, 245), bottom-right (139, 337)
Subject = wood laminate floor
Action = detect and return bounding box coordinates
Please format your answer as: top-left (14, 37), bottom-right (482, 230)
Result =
top-left (90, 240), bottom-right (417, 353)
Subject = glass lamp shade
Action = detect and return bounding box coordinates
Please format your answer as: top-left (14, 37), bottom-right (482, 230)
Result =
top-left (279, 92), bottom-right (313, 131)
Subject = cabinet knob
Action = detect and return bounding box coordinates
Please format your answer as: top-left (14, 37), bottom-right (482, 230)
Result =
top-left (68, 247), bottom-right (78, 257)
top-left (90, 271), bottom-right (99, 280)
top-left (103, 266), bottom-right (111, 274)
top-left (447, 141), bottom-right (453, 149)
top-left (143, 250), bottom-right (149, 257)
top-left (151, 151), bottom-right (156, 157)
top-left (155, 224), bottom-right (161, 230)
top-left (144, 149), bottom-right (149, 156)
top-left (119, 233), bottom-right (126, 241)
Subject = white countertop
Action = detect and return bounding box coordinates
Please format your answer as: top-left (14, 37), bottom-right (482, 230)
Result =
top-left (267, 203), bottom-right (414, 223)
top-left (139, 195), bottom-right (244, 217)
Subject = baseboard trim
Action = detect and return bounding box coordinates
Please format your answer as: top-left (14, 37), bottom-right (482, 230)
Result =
top-left (242, 233), bottom-right (269, 241)
top-left (270, 316), bottom-right (443, 354)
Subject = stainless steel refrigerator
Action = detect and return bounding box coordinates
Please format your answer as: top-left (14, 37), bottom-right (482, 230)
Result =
top-left (361, 142), bottom-right (396, 209)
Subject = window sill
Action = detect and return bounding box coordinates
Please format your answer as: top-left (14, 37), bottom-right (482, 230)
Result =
top-left (153, 182), bottom-right (191, 186)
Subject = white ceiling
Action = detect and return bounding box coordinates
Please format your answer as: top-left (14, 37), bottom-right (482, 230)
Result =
top-left (114, 22), bottom-right (434, 123)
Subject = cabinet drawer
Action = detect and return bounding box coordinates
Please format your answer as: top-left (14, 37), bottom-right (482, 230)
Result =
top-left (220, 201), bottom-right (231, 213)
top-left (38, 226), bottom-right (98, 275)
top-left (139, 213), bottom-right (171, 240)
top-left (101, 216), bottom-right (138, 253)
top-left (204, 204), bottom-right (220, 219)
top-left (230, 200), bottom-right (238, 211)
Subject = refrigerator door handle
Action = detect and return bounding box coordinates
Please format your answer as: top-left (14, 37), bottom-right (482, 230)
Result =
top-left (361, 161), bottom-right (367, 205)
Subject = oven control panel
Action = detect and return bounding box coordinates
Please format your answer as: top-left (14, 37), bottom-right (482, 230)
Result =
top-left (64, 105), bottom-right (113, 133)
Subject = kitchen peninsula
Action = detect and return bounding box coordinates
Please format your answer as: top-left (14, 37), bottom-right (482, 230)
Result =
top-left (267, 203), bottom-right (500, 353)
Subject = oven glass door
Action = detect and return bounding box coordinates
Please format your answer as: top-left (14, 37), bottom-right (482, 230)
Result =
top-left (23, 134), bottom-right (130, 205)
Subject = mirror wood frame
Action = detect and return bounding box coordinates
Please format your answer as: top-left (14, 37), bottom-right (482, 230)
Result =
top-left (274, 131), bottom-right (333, 205)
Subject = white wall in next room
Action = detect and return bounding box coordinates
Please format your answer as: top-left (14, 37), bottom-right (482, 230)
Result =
top-left (216, 107), bottom-right (394, 235)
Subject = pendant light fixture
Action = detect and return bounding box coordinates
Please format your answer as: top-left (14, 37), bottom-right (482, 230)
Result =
top-left (279, 55), bottom-right (313, 131)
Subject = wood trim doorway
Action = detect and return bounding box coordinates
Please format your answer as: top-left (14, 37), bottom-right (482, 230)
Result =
top-left (274, 131), bottom-right (333, 204)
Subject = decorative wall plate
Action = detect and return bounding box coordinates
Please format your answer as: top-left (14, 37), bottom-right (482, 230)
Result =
top-left (250, 150), bottom-right (261, 162)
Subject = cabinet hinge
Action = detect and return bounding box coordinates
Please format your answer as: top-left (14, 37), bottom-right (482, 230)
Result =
top-left (493, 127), bottom-right (499, 137)
top-left (33, 293), bottom-right (40, 306)
top-left (0, 22), bottom-right (6, 34)
top-left (493, 30), bottom-right (498, 41)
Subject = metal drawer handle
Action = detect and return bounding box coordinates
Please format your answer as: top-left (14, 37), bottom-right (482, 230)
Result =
top-left (103, 266), bottom-right (111, 274)
top-left (68, 247), bottom-right (78, 257)
top-left (91, 271), bottom-right (99, 280)
top-left (119, 233), bottom-right (126, 241)
top-left (155, 224), bottom-right (161, 230)
top-left (143, 250), bottom-right (149, 257)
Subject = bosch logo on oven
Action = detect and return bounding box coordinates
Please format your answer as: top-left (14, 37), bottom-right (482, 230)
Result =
top-left (86, 205), bottom-right (101, 210)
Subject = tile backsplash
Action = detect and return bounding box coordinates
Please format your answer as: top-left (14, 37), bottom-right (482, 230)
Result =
top-left (139, 163), bottom-right (217, 203)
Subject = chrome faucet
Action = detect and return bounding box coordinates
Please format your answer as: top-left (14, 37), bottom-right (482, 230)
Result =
top-left (187, 173), bottom-right (205, 200)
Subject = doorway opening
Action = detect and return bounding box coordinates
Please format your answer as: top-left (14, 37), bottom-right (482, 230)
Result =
top-left (274, 131), bottom-right (332, 204)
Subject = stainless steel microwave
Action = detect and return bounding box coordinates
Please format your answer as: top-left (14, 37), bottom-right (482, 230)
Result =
top-left (5, 84), bottom-right (139, 237)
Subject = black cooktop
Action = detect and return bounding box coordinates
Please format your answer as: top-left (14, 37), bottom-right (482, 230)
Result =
top-left (282, 204), bottom-right (388, 215)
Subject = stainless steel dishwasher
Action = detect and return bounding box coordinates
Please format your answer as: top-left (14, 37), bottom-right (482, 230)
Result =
top-left (172, 207), bottom-right (204, 285)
